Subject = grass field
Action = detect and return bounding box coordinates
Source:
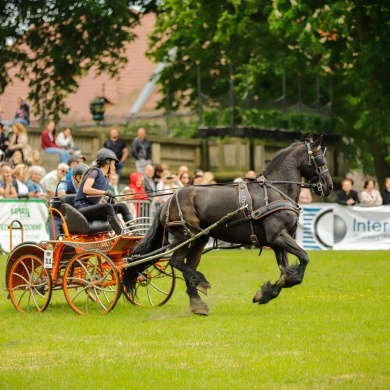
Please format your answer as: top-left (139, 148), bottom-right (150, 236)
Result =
top-left (0, 249), bottom-right (389, 389)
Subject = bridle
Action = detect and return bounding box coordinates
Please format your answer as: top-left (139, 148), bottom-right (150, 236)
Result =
top-left (305, 140), bottom-right (329, 197)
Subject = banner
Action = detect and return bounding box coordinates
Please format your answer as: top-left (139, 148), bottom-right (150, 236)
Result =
top-left (0, 199), bottom-right (49, 253)
top-left (296, 203), bottom-right (390, 250)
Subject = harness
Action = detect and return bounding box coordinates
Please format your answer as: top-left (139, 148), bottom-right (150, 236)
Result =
top-left (160, 138), bottom-right (329, 248)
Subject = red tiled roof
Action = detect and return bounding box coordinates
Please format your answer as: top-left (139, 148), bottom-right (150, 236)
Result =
top-left (0, 13), bottom-right (162, 125)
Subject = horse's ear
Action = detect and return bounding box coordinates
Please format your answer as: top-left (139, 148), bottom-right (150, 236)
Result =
top-left (306, 134), bottom-right (314, 142)
top-left (314, 135), bottom-right (323, 147)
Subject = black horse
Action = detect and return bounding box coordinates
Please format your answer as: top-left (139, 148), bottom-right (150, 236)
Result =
top-left (124, 135), bottom-right (333, 315)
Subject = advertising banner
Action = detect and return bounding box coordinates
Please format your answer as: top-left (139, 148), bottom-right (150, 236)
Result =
top-left (0, 199), bottom-right (49, 253)
top-left (296, 203), bottom-right (390, 250)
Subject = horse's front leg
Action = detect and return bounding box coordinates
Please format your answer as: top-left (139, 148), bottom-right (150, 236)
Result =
top-left (170, 236), bottom-right (210, 315)
top-left (253, 231), bottom-right (309, 304)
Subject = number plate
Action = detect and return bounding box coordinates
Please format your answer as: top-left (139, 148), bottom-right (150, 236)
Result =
top-left (44, 250), bottom-right (53, 269)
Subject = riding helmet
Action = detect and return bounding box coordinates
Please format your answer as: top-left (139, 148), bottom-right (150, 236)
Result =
top-left (96, 148), bottom-right (119, 163)
top-left (72, 163), bottom-right (89, 177)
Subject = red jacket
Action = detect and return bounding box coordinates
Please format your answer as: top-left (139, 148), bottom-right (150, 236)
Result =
top-left (41, 129), bottom-right (62, 149)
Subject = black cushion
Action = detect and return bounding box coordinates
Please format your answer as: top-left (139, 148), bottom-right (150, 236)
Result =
top-left (61, 204), bottom-right (111, 235)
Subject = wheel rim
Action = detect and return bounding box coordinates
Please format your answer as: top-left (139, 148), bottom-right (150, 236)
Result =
top-left (63, 251), bottom-right (121, 315)
top-left (8, 255), bottom-right (52, 313)
top-left (123, 259), bottom-right (176, 307)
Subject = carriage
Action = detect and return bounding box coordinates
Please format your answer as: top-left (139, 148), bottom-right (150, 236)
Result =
top-left (4, 194), bottom-right (177, 315)
top-left (4, 135), bottom-right (333, 316)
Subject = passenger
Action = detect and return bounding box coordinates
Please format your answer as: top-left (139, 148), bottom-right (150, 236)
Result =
top-left (48, 163), bottom-right (89, 239)
top-left (74, 149), bottom-right (133, 235)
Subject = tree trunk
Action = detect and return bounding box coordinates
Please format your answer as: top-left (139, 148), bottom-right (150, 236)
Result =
top-left (371, 138), bottom-right (390, 189)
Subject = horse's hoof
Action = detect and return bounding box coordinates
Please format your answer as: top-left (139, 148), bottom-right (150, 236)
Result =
top-left (190, 301), bottom-right (209, 316)
top-left (253, 289), bottom-right (262, 303)
top-left (196, 284), bottom-right (208, 295)
top-left (276, 275), bottom-right (286, 287)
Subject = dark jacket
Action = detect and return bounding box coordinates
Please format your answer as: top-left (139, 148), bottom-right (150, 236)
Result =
top-left (335, 189), bottom-right (360, 205)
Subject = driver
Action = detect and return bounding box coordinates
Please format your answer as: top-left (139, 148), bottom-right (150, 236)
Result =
top-left (74, 148), bottom-right (133, 235)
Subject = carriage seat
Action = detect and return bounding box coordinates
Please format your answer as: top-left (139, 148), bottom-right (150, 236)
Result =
top-left (60, 203), bottom-right (111, 235)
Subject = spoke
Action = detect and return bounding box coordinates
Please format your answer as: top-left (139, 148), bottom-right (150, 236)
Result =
top-left (149, 281), bottom-right (169, 295)
top-left (146, 285), bottom-right (154, 305)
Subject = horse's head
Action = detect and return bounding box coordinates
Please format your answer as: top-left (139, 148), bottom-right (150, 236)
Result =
top-left (301, 135), bottom-right (333, 197)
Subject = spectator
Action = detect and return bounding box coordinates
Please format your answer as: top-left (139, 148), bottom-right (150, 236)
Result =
top-left (56, 127), bottom-right (80, 156)
top-left (65, 157), bottom-right (79, 180)
top-left (103, 127), bottom-right (129, 181)
top-left (244, 170), bottom-right (257, 180)
top-left (177, 165), bottom-right (189, 178)
top-left (156, 171), bottom-right (182, 203)
top-left (26, 166), bottom-right (47, 200)
top-left (131, 127), bottom-right (152, 173)
top-left (41, 121), bottom-right (70, 164)
top-left (335, 178), bottom-right (360, 206)
top-left (9, 150), bottom-right (27, 169)
top-left (360, 179), bottom-right (383, 206)
top-left (129, 172), bottom-right (148, 201)
top-left (119, 186), bottom-right (137, 219)
top-left (12, 164), bottom-right (29, 199)
top-left (14, 97), bottom-right (30, 126)
top-left (0, 121), bottom-right (9, 154)
top-left (107, 173), bottom-right (120, 195)
top-left (178, 171), bottom-right (190, 187)
top-left (381, 177), bottom-right (390, 205)
top-left (78, 154), bottom-right (87, 164)
top-left (192, 169), bottom-right (204, 185)
top-left (74, 149), bottom-right (133, 235)
top-left (153, 164), bottom-right (163, 186)
top-left (49, 163), bottom-right (89, 239)
top-left (5, 122), bottom-right (32, 160)
top-left (41, 162), bottom-right (69, 198)
top-left (202, 171), bottom-right (216, 185)
top-left (299, 179), bottom-right (313, 204)
top-left (143, 164), bottom-right (156, 200)
top-left (0, 163), bottom-right (18, 198)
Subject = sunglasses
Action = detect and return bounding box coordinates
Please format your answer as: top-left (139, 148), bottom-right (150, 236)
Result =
top-left (60, 169), bottom-right (69, 173)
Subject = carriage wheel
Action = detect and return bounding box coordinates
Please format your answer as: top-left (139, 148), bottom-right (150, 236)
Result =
top-left (123, 259), bottom-right (176, 307)
top-left (63, 251), bottom-right (121, 315)
top-left (8, 254), bottom-right (52, 313)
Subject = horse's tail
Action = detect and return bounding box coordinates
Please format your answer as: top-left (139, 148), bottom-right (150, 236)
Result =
top-left (132, 207), bottom-right (165, 256)
top-left (123, 207), bottom-right (165, 291)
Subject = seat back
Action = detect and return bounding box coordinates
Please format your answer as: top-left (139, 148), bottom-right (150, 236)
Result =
top-left (60, 204), bottom-right (111, 235)
top-left (61, 194), bottom-right (77, 206)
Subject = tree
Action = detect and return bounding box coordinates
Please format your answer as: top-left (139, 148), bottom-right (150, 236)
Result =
top-left (148, 0), bottom-right (302, 112)
top-left (148, 0), bottom-right (390, 184)
top-left (0, 0), bottom-right (158, 121)
top-left (269, 0), bottom-right (390, 185)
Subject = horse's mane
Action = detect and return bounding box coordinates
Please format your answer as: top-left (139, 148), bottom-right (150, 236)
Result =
top-left (263, 139), bottom-right (305, 178)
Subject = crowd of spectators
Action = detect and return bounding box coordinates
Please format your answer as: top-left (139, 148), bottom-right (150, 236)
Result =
top-left (1, 103), bottom-right (389, 212)
top-left (335, 177), bottom-right (390, 206)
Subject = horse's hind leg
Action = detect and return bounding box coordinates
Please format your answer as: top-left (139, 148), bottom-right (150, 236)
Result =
top-left (253, 231), bottom-right (309, 304)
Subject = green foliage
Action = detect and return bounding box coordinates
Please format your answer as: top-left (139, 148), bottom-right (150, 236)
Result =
top-left (202, 107), bottom-right (337, 134)
top-left (148, 0), bottom-right (390, 183)
top-left (1, 250), bottom-right (389, 388)
top-left (269, 0), bottom-right (390, 184)
top-left (0, 1), bottom-right (159, 121)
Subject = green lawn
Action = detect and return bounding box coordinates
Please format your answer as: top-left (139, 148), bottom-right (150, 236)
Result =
top-left (1, 249), bottom-right (389, 389)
